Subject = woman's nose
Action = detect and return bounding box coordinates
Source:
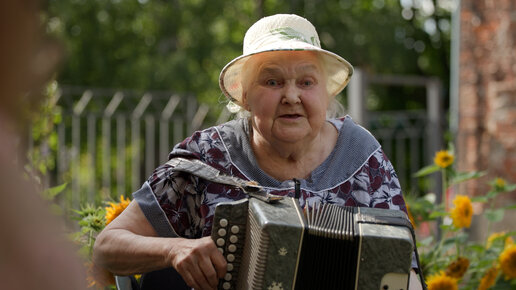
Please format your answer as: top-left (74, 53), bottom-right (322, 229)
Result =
top-left (281, 82), bottom-right (301, 104)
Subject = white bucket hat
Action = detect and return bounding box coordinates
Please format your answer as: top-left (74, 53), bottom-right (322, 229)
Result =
top-left (219, 14), bottom-right (354, 105)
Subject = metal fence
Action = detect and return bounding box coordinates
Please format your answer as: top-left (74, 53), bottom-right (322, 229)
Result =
top-left (34, 70), bottom-right (443, 214)
top-left (347, 68), bottom-right (444, 196)
top-left (35, 86), bottom-right (217, 212)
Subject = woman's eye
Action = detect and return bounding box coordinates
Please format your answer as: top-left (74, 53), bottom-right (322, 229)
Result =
top-left (300, 79), bottom-right (314, 87)
top-left (266, 79), bottom-right (280, 86)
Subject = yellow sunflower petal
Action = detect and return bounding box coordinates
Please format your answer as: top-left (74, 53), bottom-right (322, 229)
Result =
top-left (499, 244), bottom-right (516, 279)
top-left (478, 266), bottom-right (498, 290)
top-left (445, 257), bottom-right (469, 279)
top-left (450, 195), bottom-right (473, 228)
top-left (105, 195), bottom-right (132, 225)
top-left (434, 150), bottom-right (454, 168)
top-left (426, 271), bottom-right (458, 290)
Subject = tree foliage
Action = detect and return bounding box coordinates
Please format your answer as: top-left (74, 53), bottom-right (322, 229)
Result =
top-left (45, 0), bottom-right (452, 114)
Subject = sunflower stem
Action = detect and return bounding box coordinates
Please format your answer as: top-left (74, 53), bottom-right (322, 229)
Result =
top-left (442, 167), bottom-right (448, 212)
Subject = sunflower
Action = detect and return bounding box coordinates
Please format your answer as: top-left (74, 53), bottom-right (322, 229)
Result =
top-left (426, 271), bottom-right (458, 290)
top-left (494, 177), bottom-right (506, 191)
top-left (434, 150), bottom-right (454, 168)
top-left (105, 195), bottom-right (131, 225)
top-left (445, 257), bottom-right (469, 279)
top-left (450, 195), bottom-right (473, 228)
top-left (487, 232), bottom-right (513, 249)
top-left (499, 244), bottom-right (516, 279)
top-left (478, 266), bottom-right (499, 290)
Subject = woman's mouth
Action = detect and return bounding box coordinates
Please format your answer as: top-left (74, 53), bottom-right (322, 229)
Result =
top-left (280, 114), bottom-right (302, 119)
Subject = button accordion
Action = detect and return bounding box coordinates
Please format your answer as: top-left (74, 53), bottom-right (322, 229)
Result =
top-left (211, 197), bottom-right (414, 290)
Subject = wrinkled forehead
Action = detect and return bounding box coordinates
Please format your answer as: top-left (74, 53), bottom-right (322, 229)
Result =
top-left (242, 51), bottom-right (325, 86)
top-left (248, 50), bottom-right (323, 73)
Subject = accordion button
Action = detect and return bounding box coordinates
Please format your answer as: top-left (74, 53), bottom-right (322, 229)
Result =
top-left (227, 263), bottom-right (234, 271)
top-left (224, 273), bottom-right (232, 281)
top-left (218, 228), bottom-right (227, 236)
top-left (222, 282), bottom-right (231, 289)
top-left (216, 238), bottom-right (225, 246)
top-left (229, 235), bottom-right (238, 243)
top-left (217, 247), bottom-right (224, 254)
top-left (231, 225), bottom-right (240, 234)
top-left (227, 254), bottom-right (235, 262)
top-left (228, 244), bottom-right (237, 252)
top-left (220, 219), bottom-right (228, 227)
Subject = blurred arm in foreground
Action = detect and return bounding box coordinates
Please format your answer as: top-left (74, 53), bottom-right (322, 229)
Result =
top-left (0, 1), bottom-right (88, 289)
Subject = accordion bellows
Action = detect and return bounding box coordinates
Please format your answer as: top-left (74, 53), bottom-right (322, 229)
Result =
top-left (211, 197), bottom-right (414, 290)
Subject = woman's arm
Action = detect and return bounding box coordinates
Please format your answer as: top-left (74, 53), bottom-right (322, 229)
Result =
top-left (93, 200), bottom-right (226, 290)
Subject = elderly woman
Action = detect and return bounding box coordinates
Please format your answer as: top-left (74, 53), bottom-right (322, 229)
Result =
top-left (94, 14), bottom-right (423, 290)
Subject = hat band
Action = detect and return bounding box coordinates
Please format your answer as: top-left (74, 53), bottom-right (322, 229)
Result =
top-left (244, 27), bottom-right (320, 54)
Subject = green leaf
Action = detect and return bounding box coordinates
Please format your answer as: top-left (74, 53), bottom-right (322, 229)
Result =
top-left (450, 171), bottom-right (486, 185)
top-left (485, 209), bottom-right (504, 222)
top-left (42, 183), bottom-right (67, 200)
top-left (418, 236), bottom-right (434, 247)
top-left (413, 164), bottom-right (441, 178)
top-left (503, 204), bottom-right (516, 210)
top-left (429, 211), bottom-right (447, 219)
top-left (471, 196), bottom-right (489, 203)
top-left (468, 244), bottom-right (486, 253)
top-left (505, 184), bottom-right (516, 192)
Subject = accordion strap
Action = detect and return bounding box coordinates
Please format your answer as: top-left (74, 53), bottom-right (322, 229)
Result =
top-left (165, 157), bottom-right (282, 203)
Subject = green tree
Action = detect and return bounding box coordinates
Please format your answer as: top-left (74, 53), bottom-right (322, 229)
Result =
top-left (46, 0), bottom-right (451, 114)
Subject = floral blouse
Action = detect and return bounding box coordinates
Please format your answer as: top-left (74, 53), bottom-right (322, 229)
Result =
top-left (134, 116), bottom-right (408, 241)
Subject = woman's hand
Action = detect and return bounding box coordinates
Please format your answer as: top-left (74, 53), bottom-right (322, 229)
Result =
top-left (168, 236), bottom-right (227, 290)
top-left (93, 201), bottom-right (227, 289)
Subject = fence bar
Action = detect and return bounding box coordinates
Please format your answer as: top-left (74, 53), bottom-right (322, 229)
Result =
top-left (57, 121), bottom-right (66, 185)
top-left (186, 97), bottom-right (197, 134)
top-left (102, 92), bottom-right (123, 196)
top-left (191, 104), bottom-right (210, 131)
top-left (159, 120), bottom-right (170, 162)
top-left (159, 95), bottom-right (181, 162)
top-left (410, 133), bottom-right (420, 191)
top-left (87, 114), bottom-right (97, 202)
top-left (216, 107), bottom-right (233, 125)
top-left (347, 68), bottom-right (366, 126)
top-left (71, 115), bottom-right (80, 210)
top-left (131, 119), bottom-right (140, 192)
top-left (131, 94), bottom-right (152, 191)
top-left (102, 117), bottom-right (111, 195)
top-left (173, 118), bottom-right (184, 146)
top-left (116, 115), bottom-right (126, 197)
top-left (161, 95), bottom-right (181, 120)
top-left (426, 78), bottom-right (443, 202)
top-left (145, 115), bottom-right (155, 177)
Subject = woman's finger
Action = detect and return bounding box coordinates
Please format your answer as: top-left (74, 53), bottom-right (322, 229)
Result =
top-left (180, 271), bottom-right (201, 290)
top-left (198, 255), bottom-right (219, 288)
top-left (211, 248), bottom-right (227, 279)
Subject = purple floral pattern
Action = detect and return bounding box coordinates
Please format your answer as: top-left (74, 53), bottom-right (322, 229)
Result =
top-left (147, 120), bottom-right (407, 239)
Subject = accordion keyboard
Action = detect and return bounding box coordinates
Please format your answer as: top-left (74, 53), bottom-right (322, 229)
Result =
top-left (211, 198), bottom-right (249, 290)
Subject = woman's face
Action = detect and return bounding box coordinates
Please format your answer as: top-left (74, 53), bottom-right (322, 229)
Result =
top-left (242, 51), bottom-right (329, 145)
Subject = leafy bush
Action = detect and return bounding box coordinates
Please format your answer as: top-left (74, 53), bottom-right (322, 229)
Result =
top-left (411, 146), bottom-right (516, 289)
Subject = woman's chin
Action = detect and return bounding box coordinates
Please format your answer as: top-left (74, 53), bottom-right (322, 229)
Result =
top-left (271, 129), bottom-right (312, 144)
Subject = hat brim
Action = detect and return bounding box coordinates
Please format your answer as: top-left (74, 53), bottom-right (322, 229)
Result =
top-left (219, 45), bottom-right (354, 105)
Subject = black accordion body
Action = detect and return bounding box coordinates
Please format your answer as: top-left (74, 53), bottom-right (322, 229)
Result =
top-left (211, 197), bottom-right (414, 290)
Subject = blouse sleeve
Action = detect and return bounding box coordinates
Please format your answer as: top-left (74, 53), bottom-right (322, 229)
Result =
top-left (145, 162), bottom-right (207, 239)
top-left (366, 148), bottom-right (408, 214)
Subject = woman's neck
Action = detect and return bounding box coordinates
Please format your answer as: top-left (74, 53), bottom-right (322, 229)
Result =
top-left (250, 121), bottom-right (338, 181)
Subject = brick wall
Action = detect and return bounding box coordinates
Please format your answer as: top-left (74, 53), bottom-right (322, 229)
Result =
top-left (457, 0), bottom-right (516, 208)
